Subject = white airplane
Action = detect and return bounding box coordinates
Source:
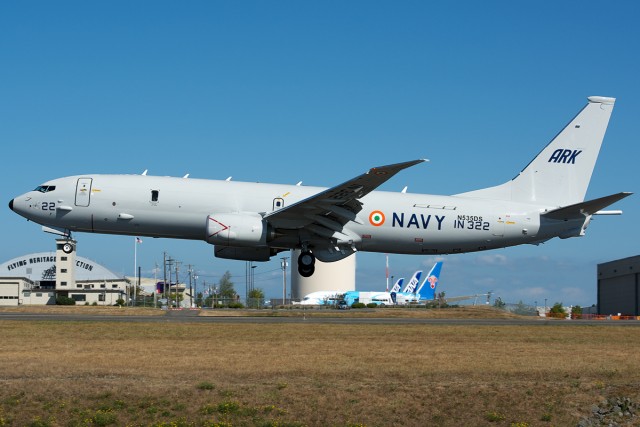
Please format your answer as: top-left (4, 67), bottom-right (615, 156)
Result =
top-left (298, 290), bottom-right (343, 305)
top-left (299, 268), bottom-right (423, 306)
top-left (8, 96), bottom-right (631, 277)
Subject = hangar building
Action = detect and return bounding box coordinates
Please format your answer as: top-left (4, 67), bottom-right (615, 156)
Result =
top-left (597, 255), bottom-right (640, 316)
top-left (0, 239), bottom-right (128, 306)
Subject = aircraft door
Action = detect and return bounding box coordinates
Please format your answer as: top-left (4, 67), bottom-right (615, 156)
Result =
top-left (273, 198), bottom-right (285, 211)
top-left (493, 215), bottom-right (505, 237)
top-left (75, 178), bottom-right (93, 207)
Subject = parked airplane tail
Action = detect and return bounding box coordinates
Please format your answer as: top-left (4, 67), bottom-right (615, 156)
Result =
top-left (456, 96), bottom-right (615, 207)
top-left (390, 277), bottom-right (404, 294)
top-left (402, 270), bottom-right (423, 293)
top-left (416, 261), bottom-right (443, 300)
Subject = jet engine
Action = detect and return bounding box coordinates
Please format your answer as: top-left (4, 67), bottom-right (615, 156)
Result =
top-left (205, 212), bottom-right (270, 246)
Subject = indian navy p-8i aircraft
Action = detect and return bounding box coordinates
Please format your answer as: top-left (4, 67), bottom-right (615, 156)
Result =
top-left (8, 96), bottom-right (631, 277)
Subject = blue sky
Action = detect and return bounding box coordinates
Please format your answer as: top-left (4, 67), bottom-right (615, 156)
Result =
top-left (1, 1), bottom-right (638, 307)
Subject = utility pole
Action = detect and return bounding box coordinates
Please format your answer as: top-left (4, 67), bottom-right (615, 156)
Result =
top-left (187, 264), bottom-right (193, 308)
top-left (281, 256), bottom-right (289, 305)
top-left (154, 262), bottom-right (158, 308)
top-left (245, 261), bottom-right (249, 306)
top-left (175, 261), bottom-right (181, 309)
top-left (167, 257), bottom-right (174, 307)
top-left (163, 252), bottom-right (167, 301)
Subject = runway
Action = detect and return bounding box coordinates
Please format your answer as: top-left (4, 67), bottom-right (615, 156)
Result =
top-left (1, 309), bottom-right (639, 327)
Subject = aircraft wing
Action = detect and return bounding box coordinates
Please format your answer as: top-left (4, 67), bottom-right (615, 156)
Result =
top-left (264, 159), bottom-right (426, 230)
top-left (541, 192), bottom-right (632, 220)
top-left (445, 294), bottom-right (488, 303)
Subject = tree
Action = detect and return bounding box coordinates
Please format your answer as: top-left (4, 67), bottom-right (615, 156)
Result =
top-left (513, 300), bottom-right (536, 316)
top-left (218, 271), bottom-right (237, 306)
top-left (247, 288), bottom-right (265, 308)
top-left (195, 292), bottom-right (204, 308)
top-left (549, 302), bottom-right (567, 318)
top-left (493, 297), bottom-right (506, 309)
top-left (571, 305), bottom-right (583, 319)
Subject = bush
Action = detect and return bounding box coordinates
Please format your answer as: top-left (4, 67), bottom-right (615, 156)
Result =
top-left (366, 303), bottom-right (378, 308)
top-left (351, 302), bottom-right (366, 309)
top-left (55, 295), bottom-right (76, 305)
top-left (227, 302), bottom-right (244, 309)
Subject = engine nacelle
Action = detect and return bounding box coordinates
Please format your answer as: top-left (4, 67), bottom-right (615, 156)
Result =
top-left (206, 212), bottom-right (268, 246)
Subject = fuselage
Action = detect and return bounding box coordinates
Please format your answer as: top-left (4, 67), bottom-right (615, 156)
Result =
top-left (9, 174), bottom-right (580, 256)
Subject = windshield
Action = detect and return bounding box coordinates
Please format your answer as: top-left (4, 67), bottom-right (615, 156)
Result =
top-left (34, 185), bottom-right (56, 193)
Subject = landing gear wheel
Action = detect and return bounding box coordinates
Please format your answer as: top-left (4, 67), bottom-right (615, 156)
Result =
top-left (298, 251), bottom-right (315, 268)
top-left (298, 264), bottom-right (315, 277)
top-left (298, 251), bottom-right (316, 277)
top-left (62, 243), bottom-right (74, 254)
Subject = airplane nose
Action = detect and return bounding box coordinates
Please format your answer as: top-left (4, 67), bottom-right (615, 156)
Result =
top-left (9, 199), bottom-right (14, 211)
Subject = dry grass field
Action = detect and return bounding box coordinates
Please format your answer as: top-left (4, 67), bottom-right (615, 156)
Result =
top-left (0, 308), bottom-right (639, 426)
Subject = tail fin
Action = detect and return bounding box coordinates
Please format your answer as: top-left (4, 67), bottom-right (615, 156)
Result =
top-left (390, 277), bottom-right (404, 293)
top-left (416, 262), bottom-right (443, 300)
top-left (402, 270), bottom-right (423, 293)
top-left (456, 96), bottom-right (615, 207)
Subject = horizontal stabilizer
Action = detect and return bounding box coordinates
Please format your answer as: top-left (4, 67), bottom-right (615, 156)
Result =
top-left (542, 192), bottom-right (632, 220)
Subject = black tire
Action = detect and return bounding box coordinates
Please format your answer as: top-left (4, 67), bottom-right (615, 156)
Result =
top-left (62, 243), bottom-right (74, 254)
top-left (298, 251), bottom-right (315, 268)
top-left (298, 264), bottom-right (315, 277)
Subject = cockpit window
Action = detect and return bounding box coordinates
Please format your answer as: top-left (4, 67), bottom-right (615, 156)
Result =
top-left (34, 185), bottom-right (56, 193)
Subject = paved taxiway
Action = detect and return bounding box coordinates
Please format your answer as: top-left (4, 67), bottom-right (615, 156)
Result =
top-left (1, 310), bottom-right (639, 327)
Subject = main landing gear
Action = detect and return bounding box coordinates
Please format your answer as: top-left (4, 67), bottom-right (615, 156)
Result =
top-left (298, 250), bottom-right (316, 277)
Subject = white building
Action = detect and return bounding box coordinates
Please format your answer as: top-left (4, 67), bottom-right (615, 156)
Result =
top-left (0, 239), bottom-right (128, 306)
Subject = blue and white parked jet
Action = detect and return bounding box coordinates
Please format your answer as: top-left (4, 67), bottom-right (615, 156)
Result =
top-left (8, 97), bottom-right (631, 277)
top-left (392, 261), bottom-right (443, 304)
top-left (299, 268), bottom-right (425, 306)
top-left (340, 262), bottom-right (443, 306)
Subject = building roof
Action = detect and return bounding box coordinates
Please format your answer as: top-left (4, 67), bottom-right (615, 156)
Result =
top-left (1, 252), bottom-right (120, 281)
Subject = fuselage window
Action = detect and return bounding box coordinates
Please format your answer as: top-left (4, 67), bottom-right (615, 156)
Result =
top-left (151, 190), bottom-right (159, 202)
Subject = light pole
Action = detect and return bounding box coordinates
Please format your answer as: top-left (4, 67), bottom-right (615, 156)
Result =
top-left (251, 265), bottom-right (257, 306)
top-left (281, 257), bottom-right (289, 305)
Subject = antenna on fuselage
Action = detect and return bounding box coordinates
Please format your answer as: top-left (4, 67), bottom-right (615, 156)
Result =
top-left (183, 174), bottom-right (190, 178)
top-left (226, 176), bottom-right (232, 181)
top-left (142, 170), bottom-right (148, 176)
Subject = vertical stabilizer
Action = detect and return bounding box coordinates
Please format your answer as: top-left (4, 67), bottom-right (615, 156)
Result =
top-left (456, 96), bottom-right (615, 207)
top-left (390, 277), bottom-right (404, 294)
top-left (416, 262), bottom-right (443, 300)
top-left (402, 270), bottom-right (423, 293)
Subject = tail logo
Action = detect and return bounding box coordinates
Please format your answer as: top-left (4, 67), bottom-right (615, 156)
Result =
top-left (548, 149), bottom-right (582, 164)
top-left (427, 275), bottom-right (438, 289)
